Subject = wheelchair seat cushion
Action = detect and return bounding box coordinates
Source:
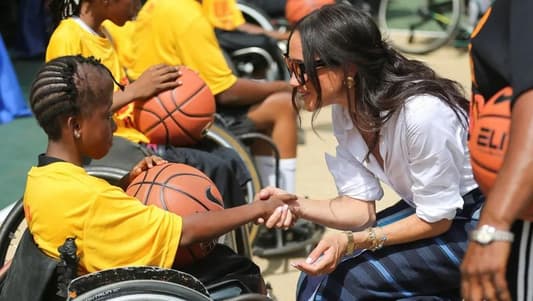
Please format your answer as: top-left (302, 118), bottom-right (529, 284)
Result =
top-left (0, 229), bottom-right (62, 301)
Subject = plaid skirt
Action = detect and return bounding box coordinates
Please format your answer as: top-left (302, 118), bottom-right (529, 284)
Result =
top-left (296, 189), bottom-right (484, 301)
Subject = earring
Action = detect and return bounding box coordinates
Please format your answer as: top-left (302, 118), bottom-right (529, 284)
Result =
top-left (345, 76), bottom-right (355, 89)
top-left (74, 131), bottom-right (81, 139)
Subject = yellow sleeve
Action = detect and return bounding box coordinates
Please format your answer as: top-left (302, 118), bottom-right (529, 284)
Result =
top-left (83, 186), bottom-right (181, 272)
top-left (175, 14), bottom-right (238, 94)
top-left (203, 0), bottom-right (246, 31)
top-left (46, 24), bottom-right (82, 62)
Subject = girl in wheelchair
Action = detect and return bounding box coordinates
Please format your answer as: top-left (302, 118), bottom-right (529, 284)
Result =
top-left (47, 0), bottom-right (251, 212)
top-left (2, 55), bottom-right (293, 300)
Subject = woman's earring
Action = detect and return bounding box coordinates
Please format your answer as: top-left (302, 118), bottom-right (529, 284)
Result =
top-left (345, 76), bottom-right (355, 89)
top-left (74, 131), bottom-right (81, 139)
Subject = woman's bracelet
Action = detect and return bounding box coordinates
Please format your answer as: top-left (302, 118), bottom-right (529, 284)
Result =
top-left (366, 227), bottom-right (387, 251)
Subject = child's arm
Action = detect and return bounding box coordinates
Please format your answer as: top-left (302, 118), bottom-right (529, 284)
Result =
top-left (111, 65), bottom-right (182, 112)
top-left (179, 194), bottom-right (296, 246)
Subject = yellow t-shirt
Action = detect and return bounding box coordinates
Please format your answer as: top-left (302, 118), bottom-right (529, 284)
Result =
top-left (46, 18), bottom-right (149, 144)
top-left (24, 161), bottom-right (181, 273)
top-left (202, 0), bottom-right (246, 31)
top-left (102, 20), bottom-right (136, 72)
top-left (127, 0), bottom-right (237, 95)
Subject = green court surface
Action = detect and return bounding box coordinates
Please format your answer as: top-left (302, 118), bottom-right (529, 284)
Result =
top-left (0, 58), bottom-right (44, 209)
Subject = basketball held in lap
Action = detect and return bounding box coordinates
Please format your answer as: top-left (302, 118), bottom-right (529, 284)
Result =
top-left (125, 163), bottom-right (225, 267)
top-left (133, 66), bottom-right (216, 146)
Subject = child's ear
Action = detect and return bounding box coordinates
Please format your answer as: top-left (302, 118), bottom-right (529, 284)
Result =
top-left (67, 116), bottom-right (82, 139)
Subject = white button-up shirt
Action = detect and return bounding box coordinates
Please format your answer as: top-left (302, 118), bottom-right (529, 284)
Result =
top-left (325, 94), bottom-right (479, 222)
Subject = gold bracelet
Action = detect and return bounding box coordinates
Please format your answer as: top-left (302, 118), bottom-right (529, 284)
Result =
top-left (366, 227), bottom-right (387, 251)
top-left (344, 231), bottom-right (356, 255)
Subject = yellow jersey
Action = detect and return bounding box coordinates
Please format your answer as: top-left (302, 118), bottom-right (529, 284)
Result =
top-left (46, 18), bottom-right (149, 144)
top-left (24, 160), bottom-right (181, 273)
top-left (127, 0), bottom-right (237, 95)
top-left (202, 0), bottom-right (246, 31)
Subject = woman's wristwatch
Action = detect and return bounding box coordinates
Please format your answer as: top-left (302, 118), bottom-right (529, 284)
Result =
top-left (344, 231), bottom-right (356, 255)
top-left (470, 224), bottom-right (514, 245)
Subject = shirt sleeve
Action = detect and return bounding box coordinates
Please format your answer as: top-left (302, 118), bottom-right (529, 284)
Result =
top-left (175, 14), bottom-right (238, 95)
top-left (83, 186), bottom-right (181, 272)
top-left (404, 96), bottom-right (466, 222)
top-left (325, 147), bottom-right (383, 201)
top-left (45, 25), bottom-right (82, 62)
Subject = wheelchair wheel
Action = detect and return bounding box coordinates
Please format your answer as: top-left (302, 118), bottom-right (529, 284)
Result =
top-left (0, 199), bottom-right (26, 267)
top-left (70, 279), bottom-right (211, 301)
top-left (205, 124), bottom-right (263, 250)
top-left (379, 0), bottom-right (464, 55)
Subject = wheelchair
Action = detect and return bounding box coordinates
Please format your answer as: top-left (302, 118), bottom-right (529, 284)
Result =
top-left (218, 0), bottom-right (289, 82)
top-left (0, 227), bottom-right (273, 301)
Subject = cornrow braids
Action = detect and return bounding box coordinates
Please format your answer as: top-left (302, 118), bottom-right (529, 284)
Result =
top-left (49, 0), bottom-right (82, 30)
top-left (30, 55), bottom-right (109, 140)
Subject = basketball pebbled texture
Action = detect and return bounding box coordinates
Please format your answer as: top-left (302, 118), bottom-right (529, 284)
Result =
top-left (125, 163), bottom-right (224, 267)
top-left (133, 67), bottom-right (216, 146)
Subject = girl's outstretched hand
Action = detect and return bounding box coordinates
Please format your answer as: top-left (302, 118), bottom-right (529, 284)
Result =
top-left (119, 156), bottom-right (168, 189)
top-left (254, 186), bottom-right (298, 227)
top-left (290, 233), bottom-right (347, 276)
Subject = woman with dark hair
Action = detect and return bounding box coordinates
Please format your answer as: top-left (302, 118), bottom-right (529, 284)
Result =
top-left (257, 3), bottom-right (483, 299)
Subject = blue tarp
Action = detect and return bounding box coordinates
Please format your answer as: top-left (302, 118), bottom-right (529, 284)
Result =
top-left (0, 35), bottom-right (31, 125)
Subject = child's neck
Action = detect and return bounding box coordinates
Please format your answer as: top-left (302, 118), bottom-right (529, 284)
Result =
top-left (78, 3), bottom-right (105, 37)
top-left (46, 141), bottom-right (83, 167)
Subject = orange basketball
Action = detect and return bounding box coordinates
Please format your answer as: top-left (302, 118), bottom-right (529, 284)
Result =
top-left (469, 87), bottom-right (511, 195)
top-left (469, 87), bottom-right (533, 220)
top-left (285, 0), bottom-right (334, 25)
top-left (133, 67), bottom-right (215, 146)
top-left (125, 163), bottom-right (224, 267)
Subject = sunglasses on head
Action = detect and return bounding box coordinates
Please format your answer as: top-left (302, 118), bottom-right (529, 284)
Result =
top-left (283, 55), bottom-right (326, 85)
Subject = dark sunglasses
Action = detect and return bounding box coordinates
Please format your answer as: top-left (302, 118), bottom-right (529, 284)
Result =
top-left (284, 55), bottom-right (326, 85)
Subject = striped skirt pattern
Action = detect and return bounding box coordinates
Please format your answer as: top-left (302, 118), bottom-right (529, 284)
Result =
top-left (296, 190), bottom-right (484, 301)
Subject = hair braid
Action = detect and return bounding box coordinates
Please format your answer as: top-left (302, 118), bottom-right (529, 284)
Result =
top-left (30, 55), bottom-right (108, 140)
top-left (49, 0), bottom-right (82, 30)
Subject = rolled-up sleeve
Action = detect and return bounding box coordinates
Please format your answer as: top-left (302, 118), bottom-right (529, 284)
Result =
top-left (405, 96), bottom-right (466, 222)
top-left (325, 147), bottom-right (383, 201)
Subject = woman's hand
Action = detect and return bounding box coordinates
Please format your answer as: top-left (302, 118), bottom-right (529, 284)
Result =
top-left (461, 241), bottom-right (512, 301)
top-left (119, 156), bottom-right (168, 189)
top-left (254, 186), bottom-right (298, 227)
top-left (128, 64), bottom-right (181, 101)
top-left (290, 233), bottom-right (348, 276)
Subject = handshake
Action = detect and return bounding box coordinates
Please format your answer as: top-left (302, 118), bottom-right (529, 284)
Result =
top-left (253, 186), bottom-right (302, 230)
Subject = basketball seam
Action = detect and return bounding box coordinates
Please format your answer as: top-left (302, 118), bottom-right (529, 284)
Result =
top-left (470, 156), bottom-right (499, 173)
top-left (141, 84), bottom-right (212, 144)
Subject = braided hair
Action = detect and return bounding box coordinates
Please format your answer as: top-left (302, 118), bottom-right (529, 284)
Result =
top-left (49, 0), bottom-right (82, 29)
top-left (29, 55), bottom-right (110, 140)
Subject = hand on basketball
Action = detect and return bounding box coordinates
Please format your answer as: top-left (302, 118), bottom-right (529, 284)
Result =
top-left (129, 64), bottom-right (181, 101)
top-left (129, 155), bottom-right (168, 182)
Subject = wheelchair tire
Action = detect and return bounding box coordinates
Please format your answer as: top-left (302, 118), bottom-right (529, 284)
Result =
top-left (378, 0), bottom-right (464, 55)
top-left (70, 279), bottom-right (211, 301)
top-left (205, 124), bottom-right (262, 251)
top-left (0, 199), bottom-right (25, 266)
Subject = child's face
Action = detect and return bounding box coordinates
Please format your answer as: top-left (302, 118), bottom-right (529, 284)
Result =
top-left (77, 75), bottom-right (115, 160)
top-left (106, 0), bottom-right (140, 26)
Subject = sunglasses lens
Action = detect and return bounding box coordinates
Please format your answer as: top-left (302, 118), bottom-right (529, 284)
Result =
top-left (285, 59), bottom-right (303, 84)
